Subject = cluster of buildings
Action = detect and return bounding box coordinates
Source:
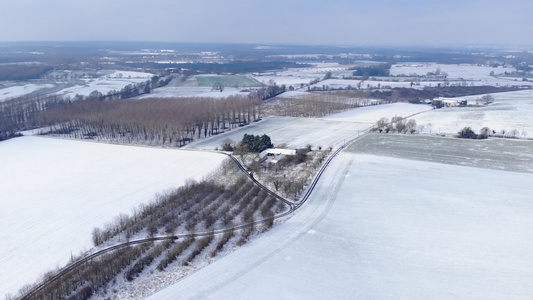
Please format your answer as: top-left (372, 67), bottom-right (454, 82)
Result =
top-left (427, 97), bottom-right (468, 108)
top-left (259, 148), bottom-right (297, 164)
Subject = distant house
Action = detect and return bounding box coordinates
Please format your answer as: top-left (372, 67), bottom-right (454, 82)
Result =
top-left (259, 148), bottom-right (297, 164)
top-left (432, 97), bottom-right (467, 108)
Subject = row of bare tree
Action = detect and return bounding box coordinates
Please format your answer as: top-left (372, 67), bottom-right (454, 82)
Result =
top-left (0, 94), bottom-right (67, 140)
top-left (91, 169), bottom-right (284, 248)
top-left (23, 244), bottom-right (149, 300)
top-left (38, 96), bottom-right (262, 146)
top-left (0, 75), bottom-right (172, 141)
top-left (265, 92), bottom-right (383, 117)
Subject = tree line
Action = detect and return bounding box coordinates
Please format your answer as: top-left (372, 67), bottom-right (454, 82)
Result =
top-left (0, 75), bottom-right (173, 141)
top-left (350, 63), bottom-right (391, 78)
top-left (248, 80), bottom-right (287, 100)
top-left (457, 126), bottom-right (526, 140)
top-left (372, 116), bottom-right (418, 134)
top-left (0, 65), bottom-right (54, 80)
top-left (0, 94), bottom-right (67, 140)
top-left (37, 96), bottom-right (262, 146)
top-left (120, 61), bottom-right (310, 75)
top-left (78, 75), bottom-right (172, 102)
top-left (265, 91), bottom-right (380, 117)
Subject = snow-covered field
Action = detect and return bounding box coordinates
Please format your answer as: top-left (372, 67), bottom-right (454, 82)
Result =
top-left (308, 63), bottom-right (533, 90)
top-left (0, 136), bottom-right (225, 296)
top-left (0, 83), bottom-right (55, 101)
top-left (138, 85), bottom-right (249, 99)
top-left (412, 90), bottom-right (533, 136)
top-left (252, 62), bottom-right (354, 88)
top-left (324, 102), bottom-right (432, 123)
top-left (349, 134), bottom-right (533, 173)
top-left (311, 78), bottom-right (423, 90)
top-left (185, 103), bottom-right (430, 150)
top-left (390, 63), bottom-right (533, 88)
top-left (147, 150), bottom-right (533, 299)
top-left (138, 76), bottom-right (252, 99)
top-left (0, 71), bottom-right (154, 102)
top-left (54, 71), bottom-right (153, 99)
top-left (390, 62), bottom-right (515, 79)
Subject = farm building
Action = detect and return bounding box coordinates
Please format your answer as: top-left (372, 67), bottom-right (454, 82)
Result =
top-left (432, 97), bottom-right (467, 108)
top-left (260, 148), bottom-right (297, 164)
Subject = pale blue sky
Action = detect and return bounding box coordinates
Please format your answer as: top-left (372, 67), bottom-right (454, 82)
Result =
top-left (0, 0), bottom-right (531, 46)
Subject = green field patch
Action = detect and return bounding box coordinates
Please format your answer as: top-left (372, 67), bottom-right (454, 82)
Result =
top-left (196, 75), bottom-right (263, 88)
top-left (347, 134), bottom-right (533, 174)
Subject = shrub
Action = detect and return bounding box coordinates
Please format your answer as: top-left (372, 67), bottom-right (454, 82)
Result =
top-left (458, 127), bottom-right (477, 139)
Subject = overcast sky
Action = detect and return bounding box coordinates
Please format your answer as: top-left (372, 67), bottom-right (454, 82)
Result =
top-left (0, 0), bottom-right (532, 46)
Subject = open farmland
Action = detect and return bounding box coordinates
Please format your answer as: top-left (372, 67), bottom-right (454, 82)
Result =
top-left (0, 83), bottom-right (56, 101)
top-left (0, 136), bottom-right (225, 296)
top-left (252, 62), bottom-right (352, 87)
top-left (54, 71), bottom-right (153, 98)
top-left (348, 134), bottom-right (533, 173)
top-left (148, 138), bottom-right (533, 299)
top-left (412, 89), bottom-right (533, 136)
top-left (186, 116), bottom-right (366, 150)
top-left (137, 76), bottom-right (257, 99)
top-left (196, 75), bottom-right (263, 87)
top-left (390, 63), bottom-right (515, 80)
top-left (185, 103), bottom-right (431, 150)
top-left (0, 70), bottom-right (154, 102)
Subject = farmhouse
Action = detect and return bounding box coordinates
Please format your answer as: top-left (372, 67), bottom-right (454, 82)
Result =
top-left (432, 97), bottom-right (467, 107)
top-left (260, 148), bottom-right (297, 164)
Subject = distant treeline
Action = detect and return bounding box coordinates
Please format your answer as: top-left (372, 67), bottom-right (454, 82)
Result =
top-left (326, 85), bottom-right (525, 103)
top-left (38, 96), bottom-right (262, 146)
top-left (267, 92), bottom-right (379, 118)
top-left (0, 65), bottom-right (54, 80)
top-left (0, 75), bottom-right (173, 141)
top-left (120, 60), bottom-right (311, 74)
top-left (350, 64), bottom-right (391, 77)
top-left (73, 75), bottom-right (172, 101)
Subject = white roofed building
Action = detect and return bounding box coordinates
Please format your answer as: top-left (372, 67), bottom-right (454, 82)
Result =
top-left (260, 148), bottom-right (297, 164)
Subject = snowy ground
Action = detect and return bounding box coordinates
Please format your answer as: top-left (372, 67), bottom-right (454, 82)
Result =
top-left (0, 71), bottom-right (153, 102)
top-left (147, 147), bottom-right (533, 299)
top-left (323, 102), bottom-right (432, 123)
top-left (390, 62), bottom-right (516, 79)
top-left (185, 103), bottom-right (429, 150)
top-left (255, 62), bottom-right (533, 92)
top-left (137, 77), bottom-right (251, 99)
top-left (138, 85), bottom-right (249, 99)
top-left (252, 62), bottom-right (355, 88)
top-left (411, 89), bottom-right (533, 136)
top-left (54, 71), bottom-right (153, 99)
top-left (348, 134), bottom-right (533, 174)
top-left (390, 63), bottom-right (533, 88)
top-left (2, 63), bottom-right (531, 102)
top-left (298, 63), bottom-right (533, 90)
top-left (0, 136), bottom-right (225, 297)
top-left (0, 83), bottom-right (55, 101)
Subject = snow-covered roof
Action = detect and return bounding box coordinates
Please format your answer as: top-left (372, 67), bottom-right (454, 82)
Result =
top-left (264, 154), bottom-right (285, 164)
top-left (260, 148), bottom-right (297, 158)
top-left (434, 97), bottom-right (466, 103)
